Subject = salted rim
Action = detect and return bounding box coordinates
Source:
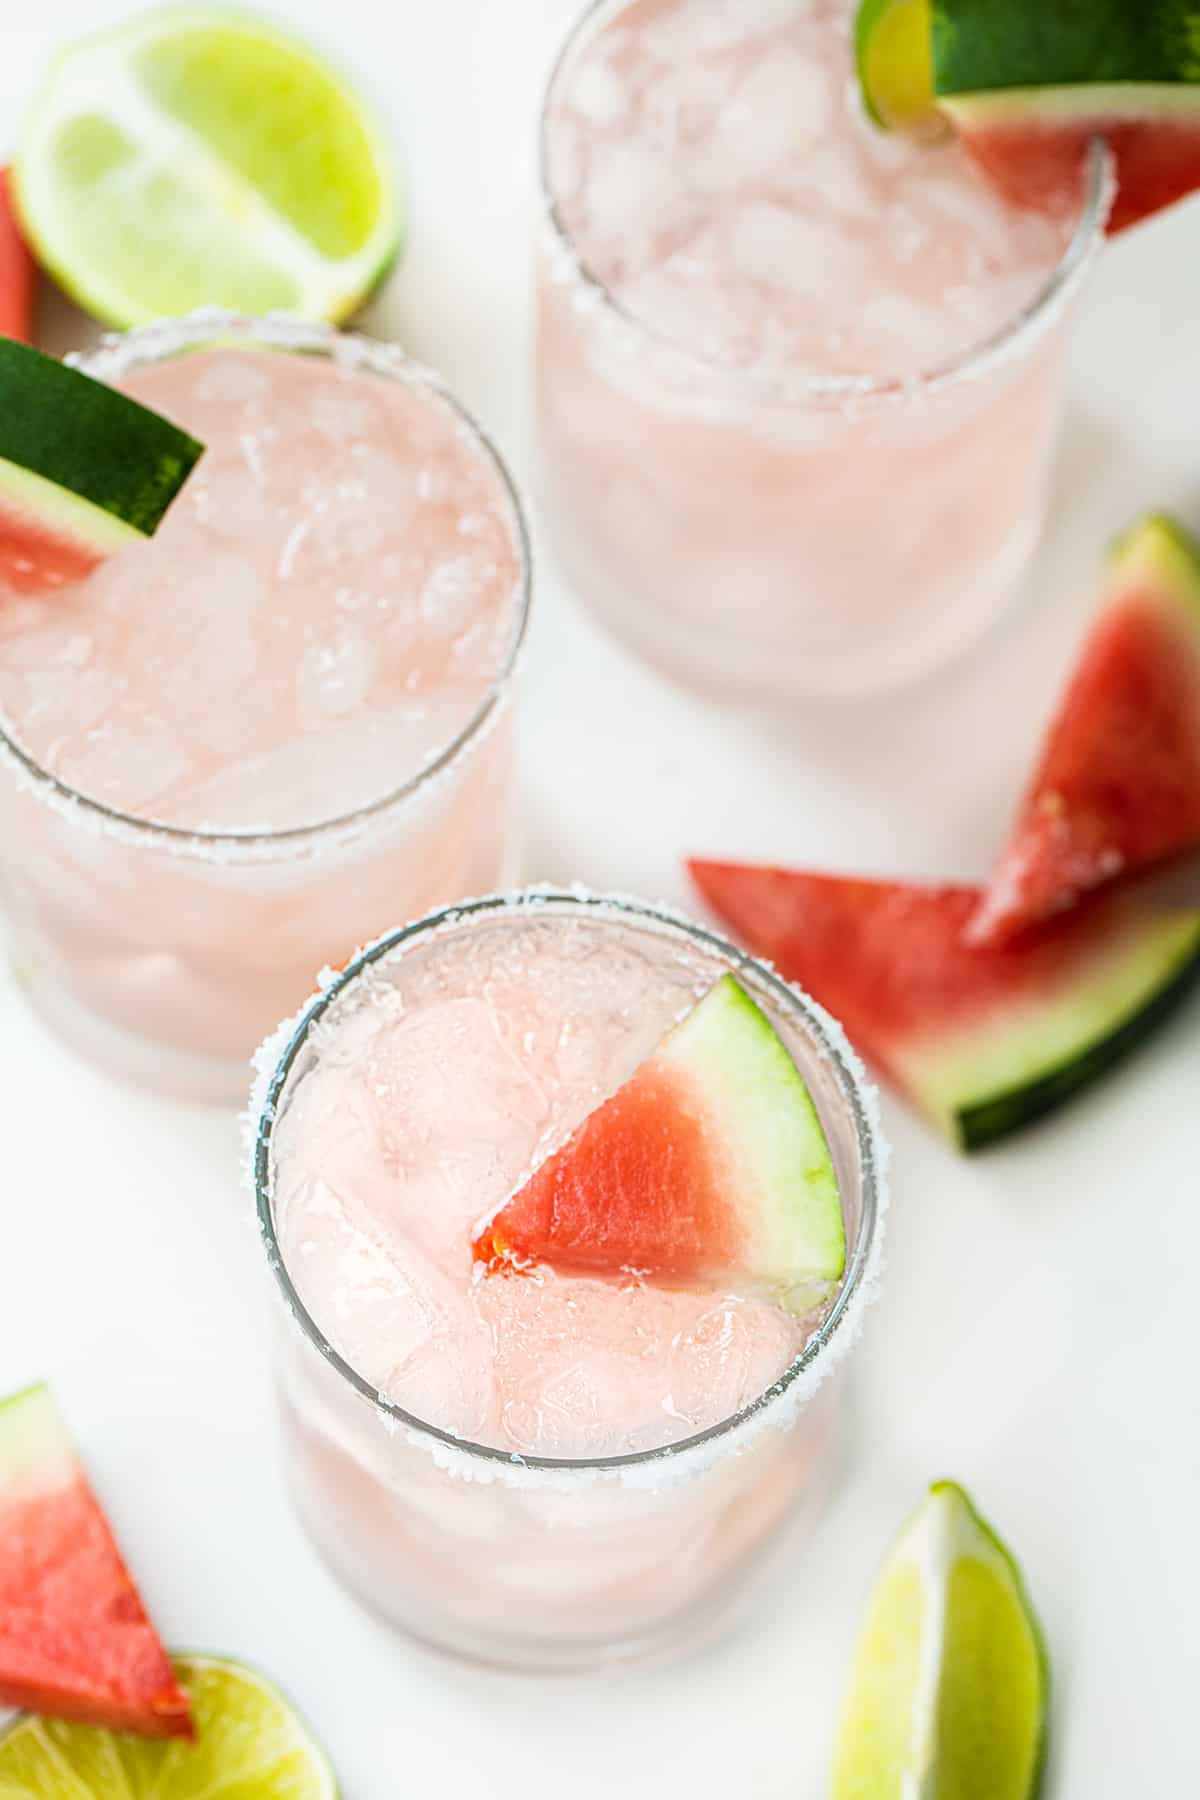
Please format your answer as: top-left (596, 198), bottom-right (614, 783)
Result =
top-left (0, 309), bottom-right (532, 859)
top-left (250, 887), bottom-right (889, 1481)
top-left (537, 0), bottom-right (1114, 408)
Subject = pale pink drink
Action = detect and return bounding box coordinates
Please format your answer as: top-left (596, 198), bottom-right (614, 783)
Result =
top-left (0, 313), bottom-right (529, 1103)
top-left (537, 0), bottom-right (1110, 701)
top-left (253, 891), bottom-right (885, 1669)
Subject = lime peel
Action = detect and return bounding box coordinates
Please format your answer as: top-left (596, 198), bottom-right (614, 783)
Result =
top-left (0, 1655), bottom-right (339, 1798)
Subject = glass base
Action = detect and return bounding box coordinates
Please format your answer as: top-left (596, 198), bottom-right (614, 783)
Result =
top-left (284, 1413), bottom-right (840, 1675)
top-left (541, 482), bottom-right (1044, 706)
top-left (11, 954), bottom-right (248, 1107)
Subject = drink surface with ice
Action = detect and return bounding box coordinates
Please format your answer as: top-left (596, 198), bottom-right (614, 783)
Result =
top-left (260, 896), bottom-right (879, 1666)
top-left (547, 0), bottom-right (1073, 382)
top-left (273, 910), bottom-right (812, 1458)
top-left (0, 321), bottom-right (526, 1101)
top-left (0, 347), bottom-right (520, 831)
top-left (537, 0), bottom-right (1103, 699)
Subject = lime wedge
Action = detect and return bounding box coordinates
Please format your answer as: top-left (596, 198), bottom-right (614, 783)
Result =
top-left (13, 8), bottom-right (402, 328)
top-left (832, 1481), bottom-right (1048, 1799)
top-left (0, 1656), bottom-right (338, 1798)
top-left (854, 0), bottom-right (944, 136)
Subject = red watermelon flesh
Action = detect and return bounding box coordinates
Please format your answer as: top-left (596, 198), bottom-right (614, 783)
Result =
top-left (474, 973), bottom-right (845, 1313)
top-left (0, 168), bottom-right (35, 342)
top-left (688, 861), bottom-right (1200, 1149)
top-left (0, 1383), bottom-right (192, 1737)
top-left (969, 515), bottom-right (1200, 949)
top-left (947, 106), bottom-right (1200, 235)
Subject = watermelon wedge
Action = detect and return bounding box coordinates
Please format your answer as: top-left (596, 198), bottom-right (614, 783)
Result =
top-left (0, 167), bottom-right (35, 342)
top-left (0, 1383), bottom-right (192, 1737)
top-left (474, 973), bottom-right (845, 1312)
top-left (0, 339), bottom-right (203, 590)
top-left (689, 863), bottom-right (1200, 1150)
top-left (969, 515), bottom-right (1200, 948)
top-left (856, 0), bottom-right (1200, 232)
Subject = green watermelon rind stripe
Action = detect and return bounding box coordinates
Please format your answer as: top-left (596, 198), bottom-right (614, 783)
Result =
top-left (0, 339), bottom-right (203, 543)
top-left (932, 0), bottom-right (1200, 93)
top-left (1108, 512), bottom-right (1200, 619)
top-left (0, 1382), bottom-right (74, 1485)
top-left (659, 974), bottom-right (847, 1302)
top-left (0, 457), bottom-right (146, 556)
top-left (905, 915), bottom-right (1200, 1150)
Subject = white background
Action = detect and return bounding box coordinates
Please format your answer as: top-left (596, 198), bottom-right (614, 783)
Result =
top-left (2, 4), bottom-right (1198, 1795)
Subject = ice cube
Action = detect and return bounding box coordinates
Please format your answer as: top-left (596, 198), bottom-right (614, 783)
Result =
top-left (311, 380), bottom-right (377, 442)
top-left (568, 58), bottom-right (629, 127)
top-left (642, 65), bottom-right (729, 152)
top-left (296, 635), bottom-right (377, 717)
top-left (580, 141), bottom-right (679, 270)
top-left (858, 295), bottom-right (952, 368)
top-left (60, 724), bottom-right (193, 812)
top-left (419, 556), bottom-right (487, 635)
top-left (190, 350), bottom-right (271, 410)
top-left (697, 53), bottom-right (815, 187)
top-left (164, 700), bottom-right (472, 831)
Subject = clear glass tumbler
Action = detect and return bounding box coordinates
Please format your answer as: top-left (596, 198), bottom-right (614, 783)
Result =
top-left (253, 889), bottom-right (887, 1671)
top-left (535, 0), bottom-right (1111, 703)
top-left (0, 313), bottom-right (530, 1104)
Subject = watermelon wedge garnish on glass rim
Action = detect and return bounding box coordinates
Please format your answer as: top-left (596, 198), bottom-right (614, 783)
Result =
top-left (969, 514), bottom-right (1200, 948)
top-left (0, 338), bottom-right (203, 590)
top-left (689, 863), bottom-right (1200, 1150)
top-left (855, 0), bottom-right (1200, 232)
top-left (0, 1382), bottom-right (192, 1736)
top-left (475, 973), bottom-right (846, 1314)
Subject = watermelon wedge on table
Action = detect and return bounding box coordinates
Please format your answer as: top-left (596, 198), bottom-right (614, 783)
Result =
top-left (0, 168), bottom-right (35, 341)
top-left (855, 0), bottom-right (1200, 232)
top-left (0, 1383), bottom-right (192, 1737)
top-left (475, 973), bottom-right (846, 1312)
top-left (969, 515), bottom-right (1200, 947)
top-left (0, 339), bottom-right (203, 590)
top-left (689, 862), bottom-right (1200, 1150)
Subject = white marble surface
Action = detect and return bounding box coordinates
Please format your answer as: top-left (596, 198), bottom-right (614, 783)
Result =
top-left (2, 4), bottom-right (1197, 1795)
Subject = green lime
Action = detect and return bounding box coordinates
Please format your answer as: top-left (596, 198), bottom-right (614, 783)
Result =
top-left (0, 1655), bottom-right (338, 1798)
top-left (854, 0), bottom-right (944, 136)
top-left (832, 1481), bottom-right (1049, 1800)
top-left (13, 7), bottom-right (402, 328)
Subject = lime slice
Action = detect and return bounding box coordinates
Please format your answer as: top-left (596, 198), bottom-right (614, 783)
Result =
top-left (0, 1656), bottom-right (338, 1798)
top-left (854, 0), bottom-right (944, 136)
top-left (13, 8), bottom-right (402, 328)
top-left (832, 1481), bottom-right (1048, 1799)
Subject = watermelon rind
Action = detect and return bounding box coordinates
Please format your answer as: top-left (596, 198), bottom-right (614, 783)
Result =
top-left (690, 864), bottom-right (1200, 1152)
top-left (0, 1384), bottom-right (74, 1488)
top-left (1108, 509), bottom-right (1200, 607)
top-left (0, 338), bottom-right (203, 556)
top-left (931, 1), bottom-right (1200, 95)
top-left (906, 913), bottom-right (1200, 1149)
top-left (658, 974), bottom-right (846, 1298)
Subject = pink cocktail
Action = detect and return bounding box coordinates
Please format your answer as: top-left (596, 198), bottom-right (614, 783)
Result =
top-left (0, 313), bottom-right (529, 1102)
top-left (253, 890), bottom-right (886, 1669)
top-left (536, 0), bottom-right (1110, 702)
